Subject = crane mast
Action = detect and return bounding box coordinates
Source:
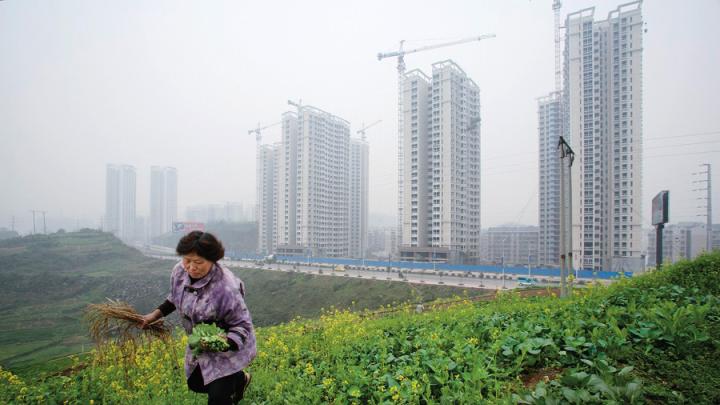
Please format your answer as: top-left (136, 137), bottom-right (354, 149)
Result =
top-left (553, 0), bottom-right (562, 93)
top-left (248, 121), bottom-right (281, 144)
top-left (357, 120), bottom-right (382, 142)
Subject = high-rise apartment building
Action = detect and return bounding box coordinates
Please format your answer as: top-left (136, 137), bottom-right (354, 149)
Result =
top-left (399, 60), bottom-right (481, 264)
top-left (349, 138), bottom-right (369, 258)
top-left (105, 164), bottom-right (136, 242)
top-left (186, 202), bottom-right (249, 224)
top-left (257, 144), bottom-right (278, 255)
top-left (367, 227), bottom-right (397, 258)
top-left (564, 1), bottom-right (643, 271)
top-left (289, 105), bottom-right (350, 257)
top-left (537, 93), bottom-right (563, 266)
top-left (257, 104), bottom-right (368, 258)
top-left (150, 166), bottom-right (177, 238)
top-left (486, 226), bottom-right (539, 266)
top-left (647, 223), bottom-right (720, 267)
top-left (276, 112), bottom-right (299, 250)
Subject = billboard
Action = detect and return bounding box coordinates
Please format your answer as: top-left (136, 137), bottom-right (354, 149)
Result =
top-left (172, 221), bottom-right (205, 233)
top-left (651, 191), bottom-right (669, 225)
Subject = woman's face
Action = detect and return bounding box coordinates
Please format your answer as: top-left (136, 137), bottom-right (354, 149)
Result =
top-left (182, 253), bottom-right (213, 279)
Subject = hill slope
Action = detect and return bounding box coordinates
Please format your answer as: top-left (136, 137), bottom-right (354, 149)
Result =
top-left (0, 231), bottom-right (488, 374)
top-left (0, 231), bottom-right (170, 373)
top-left (2, 252), bottom-right (718, 404)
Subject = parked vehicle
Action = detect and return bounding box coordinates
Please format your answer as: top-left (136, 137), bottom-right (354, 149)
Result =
top-left (517, 276), bottom-right (538, 286)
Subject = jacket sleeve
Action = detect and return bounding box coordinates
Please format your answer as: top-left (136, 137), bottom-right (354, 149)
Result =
top-left (221, 281), bottom-right (257, 360)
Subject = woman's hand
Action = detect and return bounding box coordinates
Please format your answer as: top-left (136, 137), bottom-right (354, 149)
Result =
top-left (139, 309), bottom-right (162, 329)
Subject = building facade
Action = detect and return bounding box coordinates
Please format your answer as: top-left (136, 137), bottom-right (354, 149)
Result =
top-left (399, 60), bottom-right (481, 263)
top-left (257, 144), bottom-right (278, 255)
top-left (186, 202), bottom-right (250, 224)
top-left (367, 227), bottom-right (397, 259)
top-left (565, 1), bottom-right (644, 271)
top-left (105, 164), bottom-right (136, 242)
top-left (294, 106), bottom-right (350, 257)
top-left (537, 93), bottom-right (563, 266)
top-left (647, 223), bottom-right (720, 267)
top-left (276, 111), bottom-right (299, 250)
top-left (349, 138), bottom-right (369, 258)
top-left (486, 226), bottom-right (539, 266)
top-left (150, 166), bottom-right (177, 238)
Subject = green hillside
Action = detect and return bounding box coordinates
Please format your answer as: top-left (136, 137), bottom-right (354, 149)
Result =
top-left (0, 231), bottom-right (170, 374)
top-left (0, 230), bottom-right (488, 375)
top-left (2, 252), bottom-right (718, 404)
top-left (151, 221), bottom-right (257, 253)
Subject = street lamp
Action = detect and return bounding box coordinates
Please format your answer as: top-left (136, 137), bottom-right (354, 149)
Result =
top-left (432, 244), bottom-right (437, 272)
top-left (501, 254), bottom-right (506, 289)
top-left (500, 235), bottom-right (509, 289)
top-left (527, 253), bottom-right (532, 278)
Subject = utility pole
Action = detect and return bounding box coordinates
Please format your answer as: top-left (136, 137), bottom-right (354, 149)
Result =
top-left (10, 215), bottom-right (15, 232)
top-left (652, 191), bottom-right (669, 269)
top-left (501, 254), bottom-right (506, 290)
top-left (30, 210), bottom-right (37, 234)
top-left (528, 253), bottom-right (532, 278)
top-left (694, 164), bottom-right (712, 251)
top-left (31, 210), bottom-right (47, 234)
top-left (558, 136), bottom-right (575, 298)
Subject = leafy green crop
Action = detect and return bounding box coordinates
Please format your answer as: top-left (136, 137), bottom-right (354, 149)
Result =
top-left (187, 323), bottom-right (230, 356)
top-left (2, 251), bottom-right (720, 404)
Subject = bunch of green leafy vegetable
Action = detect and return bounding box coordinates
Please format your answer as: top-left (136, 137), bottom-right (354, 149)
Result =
top-left (188, 323), bottom-right (230, 356)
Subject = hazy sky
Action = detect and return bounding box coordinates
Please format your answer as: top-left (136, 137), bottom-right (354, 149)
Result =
top-left (1, 0), bottom-right (719, 234)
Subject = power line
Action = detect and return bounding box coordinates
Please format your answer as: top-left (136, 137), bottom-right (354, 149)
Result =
top-left (645, 130), bottom-right (720, 141)
top-left (645, 140), bottom-right (720, 150)
top-left (484, 165), bottom-right (536, 176)
top-left (645, 150), bottom-right (720, 159)
top-left (483, 151), bottom-right (536, 161)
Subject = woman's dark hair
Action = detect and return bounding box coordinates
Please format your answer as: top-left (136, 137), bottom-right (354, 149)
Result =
top-left (176, 231), bottom-right (225, 262)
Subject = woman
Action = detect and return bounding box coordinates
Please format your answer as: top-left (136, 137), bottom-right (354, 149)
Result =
top-left (141, 231), bottom-right (256, 404)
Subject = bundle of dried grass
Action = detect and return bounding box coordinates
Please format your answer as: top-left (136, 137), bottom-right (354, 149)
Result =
top-left (85, 298), bottom-right (171, 348)
top-left (85, 299), bottom-right (177, 381)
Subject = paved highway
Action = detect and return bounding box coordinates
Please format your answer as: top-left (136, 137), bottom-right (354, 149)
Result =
top-left (222, 260), bottom-right (597, 291)
top-left (143, 249), bottom-right (609, 291)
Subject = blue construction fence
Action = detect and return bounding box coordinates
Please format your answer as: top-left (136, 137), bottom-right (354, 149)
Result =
top-left (225, 252), bottom-right (633, 280)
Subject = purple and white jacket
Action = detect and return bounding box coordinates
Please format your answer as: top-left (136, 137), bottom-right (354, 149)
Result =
top-left (167, 261), bottom-right (257, 384)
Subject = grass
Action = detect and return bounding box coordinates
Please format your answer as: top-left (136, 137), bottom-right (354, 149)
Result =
top-left (0, 230), bottom-right (489, 376)
top-left (2, 252), bottom-right (719, 403)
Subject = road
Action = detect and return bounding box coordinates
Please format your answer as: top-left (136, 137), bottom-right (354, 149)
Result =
top-left (232, 259), bottom-right (599, 290)
top-left (143, 249), bottom-right (609, 291)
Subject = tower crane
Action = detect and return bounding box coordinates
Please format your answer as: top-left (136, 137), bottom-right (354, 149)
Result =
top-left (553, 0), bottom-right (562, 93)
top-left (377, 34), bottom-right (495, 248)
top-left (248, 121), bottom-right (281, 144)
top-left (356, 120), bottom-right (381, 141)
top-left (377, 34), bottom-right (496, 72)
